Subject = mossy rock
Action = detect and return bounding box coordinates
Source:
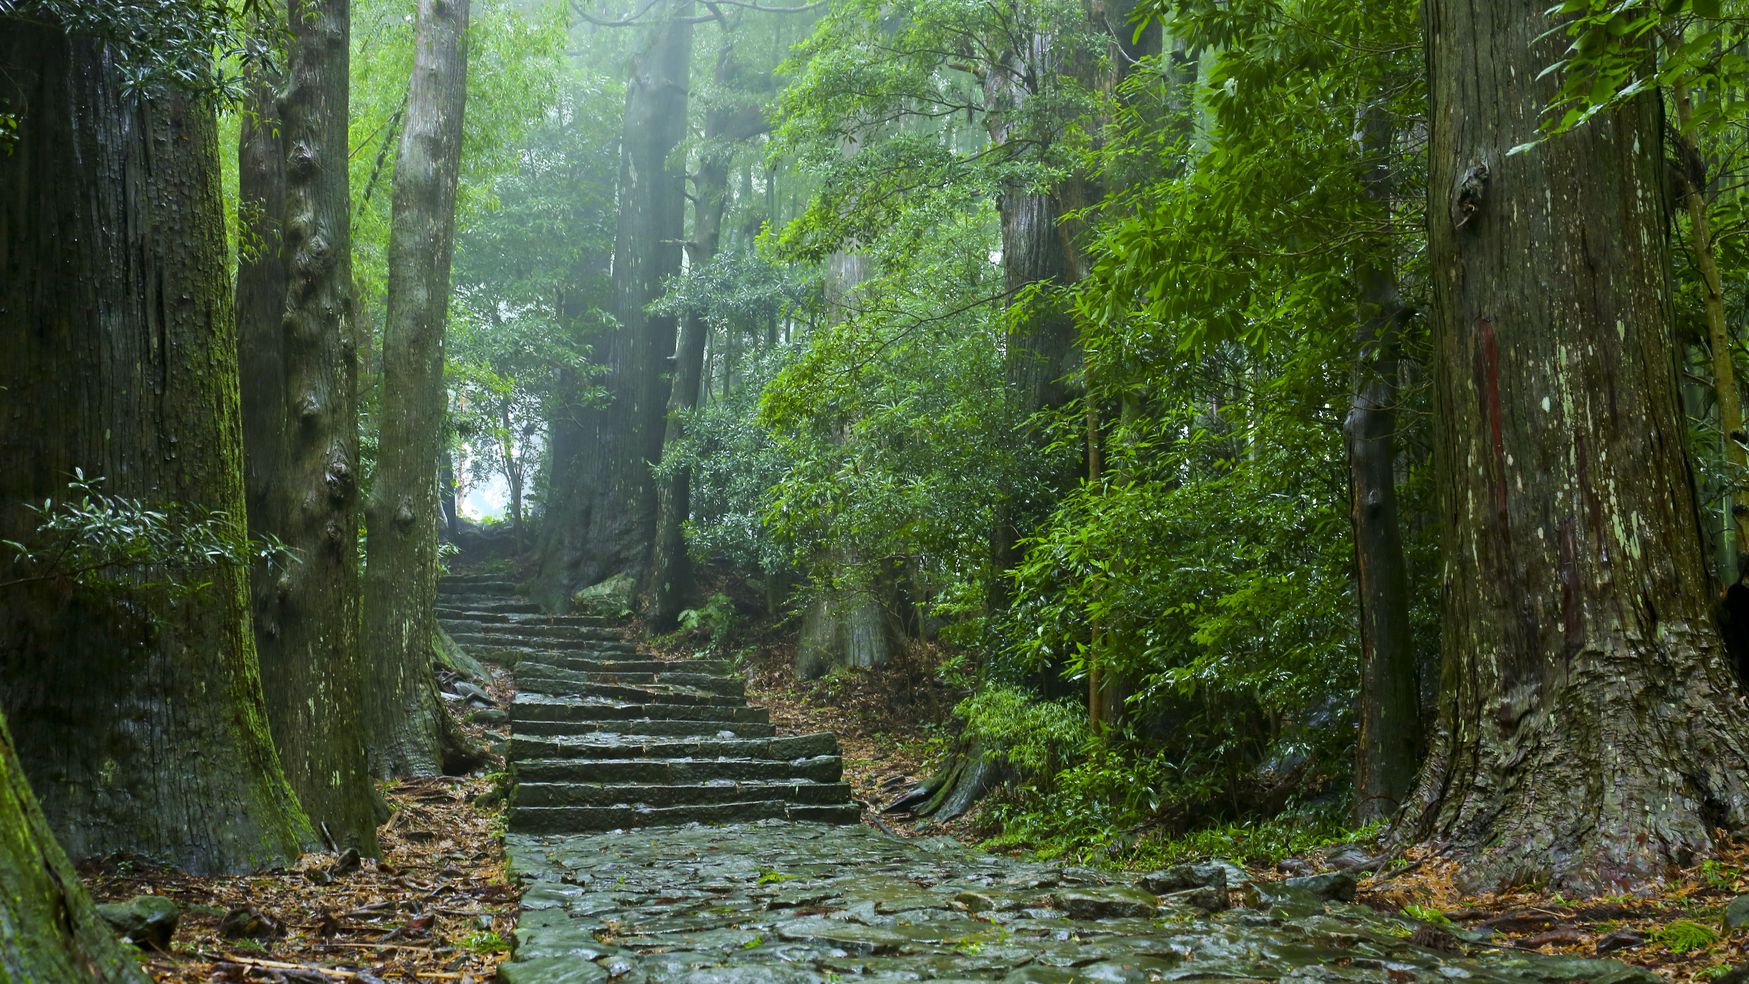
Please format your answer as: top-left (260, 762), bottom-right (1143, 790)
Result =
top-left (570, 574), bottom-right (636, 618)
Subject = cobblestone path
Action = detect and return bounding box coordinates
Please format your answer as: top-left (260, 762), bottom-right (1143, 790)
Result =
top-left (439, 574), bottom-right (1653, 983)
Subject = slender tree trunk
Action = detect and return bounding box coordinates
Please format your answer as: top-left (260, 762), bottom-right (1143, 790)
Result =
top-left (1670, 82), bottom-right (1748, 582)
top-left (536, 0), bottom-right (692, 604)
top-left (441, 448), bottom-right (461, 536)
top-left (362, 0), bottom-right (471, 779)
top-left (1349, 100), bottom-right (1419, 823)
top-left (0, 22), bottom-right (310, 872)
top-left (1403, 0), bottom-right (1749, 892)
top-left (238, 0), bottom-right (380, 848)
top-left (0, 709), bottom-right (149, 983)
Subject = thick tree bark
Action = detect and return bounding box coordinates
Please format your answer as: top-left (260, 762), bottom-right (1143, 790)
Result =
top-left (237, 0), bottom-right (380, 850)
top-left (0, 709), bottom-right (149, 984)
top-left (1349, 101), bottom-right (1420, 823)
top-left (0, 23), bottom-right (310, 872)
top-left (537, 0), bottom-right (692, 605)
top-left (1403, 0), bottom-right (1749, 892)
top-left (362, 0), bottom-right (471, 779)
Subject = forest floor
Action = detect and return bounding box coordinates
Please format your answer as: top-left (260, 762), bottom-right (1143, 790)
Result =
top-left (83, 687), bottom-right (520, 983)
top-left (661, 605), bottom-right (1749, 982)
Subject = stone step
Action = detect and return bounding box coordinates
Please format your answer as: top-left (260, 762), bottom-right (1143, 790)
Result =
top-left (508, 800), bottom-right (862, 834)
top-left (512, 695), bottom-right (771, 725)
top-left (437, 599), bottom-right (546, 615)
top-left (436, 608), bottom-right (614, 628)
top-left (438, 583), bottom-right (520, 597)
top-left (448, 632), bottom-right (639, 654)
top-left (439, 619), bottom-right (624, 642)
top-left (514, 678), bottom-right (745, 708)
top-left (511, 732), bottom-right (839, 762)
top-left (513, 755), bottom-right (840, 784)
top-left (510, 718), bottom-right (777, 739)
top-left (517, 654), bottom-right (733, 676)
top-left (516, 663), bottom-right (742, 696)
top-left (440, 569), bottom-right (521, 583)
top-left (512, 780), bottom-right (853, 809)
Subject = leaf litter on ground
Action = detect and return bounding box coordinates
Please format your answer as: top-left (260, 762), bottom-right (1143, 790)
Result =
top-left (84, 767), bottom-right (517, 981)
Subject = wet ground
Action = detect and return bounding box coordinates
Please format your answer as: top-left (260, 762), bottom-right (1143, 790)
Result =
top-left (499, 821), bottom-right (1657, 983)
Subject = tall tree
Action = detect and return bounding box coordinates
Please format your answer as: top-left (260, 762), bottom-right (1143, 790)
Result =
top-left (1348, 97), bottom-right (1420, 823)
top-left (1403, 0), bottom-right (1749, 890)
top-left (237, 0), bottom-right (380, 850)
top-left (0, 17), bottom-right (310, 872)
top-left (538, 0), bottom-right (693, 601)
top-left (648, 41), bottom-right (768, 627)
top-left (363, 0), bottom-right (472, 777)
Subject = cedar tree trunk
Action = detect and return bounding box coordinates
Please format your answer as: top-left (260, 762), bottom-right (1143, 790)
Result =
top-left (1403, 0), bottom-right (1749, 892)
top-left (363, 0), bottom-right (471, 778)
top-left (0, 22), bottom-right (310, 872)
top-left (537, 0), bottom-right (691, 604)
top-left (648, 42), bottom-right (764, 629)
top-left (1349, 99), bottom-right (1420, 823)
top-left (239, 0), bottom-right (380, 849)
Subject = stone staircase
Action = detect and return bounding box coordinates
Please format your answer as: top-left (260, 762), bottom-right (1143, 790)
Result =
top-left (437, 572), bottom-right (862, 833)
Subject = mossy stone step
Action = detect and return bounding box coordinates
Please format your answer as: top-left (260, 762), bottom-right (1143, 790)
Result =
top-left (510, 718), bottom-right (777, 739)
top-left (513, 755), bottom-right (841, 785)
top-left (510, 732), bottom-right (839, 762)
top-left (515, 678), bottom-right (745, 709)
top-left (516, 664), bottom-right (743, 698)
top-left (511, 695), bottom-right (770, 725)
top-left (436, 609), bottom-right (615, 628)
top-left (449, 632), bottom-right (639, 653)
top-left (517, 655), bottom-right (732, 676)
top-left (508, 800), bottom-right (862, 834)
top-left (437, 598), bottom-right (545, 615)
top-left (440, 619), bottom-right (624, 642)
top-left (511, 780), bottom-right (853, 809)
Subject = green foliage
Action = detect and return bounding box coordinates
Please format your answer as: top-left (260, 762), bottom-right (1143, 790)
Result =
top-left (1654, 919), bottom-right (1722, 953)
top-left (1402, 903), bottom-right (1454, 928)
top-left (956, 686), bottom-right (1086, 777)
top-left (1, 0), bottom-right (269, 101)
top-left (0, 474), bottom-right (291, 598)
top-left (1525, 0), bottom-right (1749, 148)
top-left (459, 930), bottom-right (511, 954)
top-left (676, 592), bottom-right (739, 652)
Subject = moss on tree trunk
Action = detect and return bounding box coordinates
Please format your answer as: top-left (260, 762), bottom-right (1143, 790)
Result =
top-left (0, 22), bottom-right (311, 873)
top-left (1406, 0), bottom-right (1749, 892)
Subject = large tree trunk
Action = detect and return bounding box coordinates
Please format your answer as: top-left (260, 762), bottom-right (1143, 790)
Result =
top-left (648, 42), bottom-right (764, 629)
top-left (0, 22), bottom-right (310, 872)
top-left (0, 709), bottom-right (149, 984)
top-left (362, 0), bottom-right (471, 779)
top-left (1349, 100), bottom-right (1420, 823)
top-left (237, 0), bottom-right (380, 850)
top-left (537, 0), bottom-right (692, 606)
top-left (1403, 0), bottom-right (1749, 892)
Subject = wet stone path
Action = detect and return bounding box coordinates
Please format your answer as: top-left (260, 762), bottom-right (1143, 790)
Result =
top-left (440, 575), bottom-right (1656, 982)
top-left (499, 822), bottom-right (1656, 983)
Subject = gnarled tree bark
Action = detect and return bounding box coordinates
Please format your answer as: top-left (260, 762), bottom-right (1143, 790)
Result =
top-left (238, 0), bottom-right (380, 850)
